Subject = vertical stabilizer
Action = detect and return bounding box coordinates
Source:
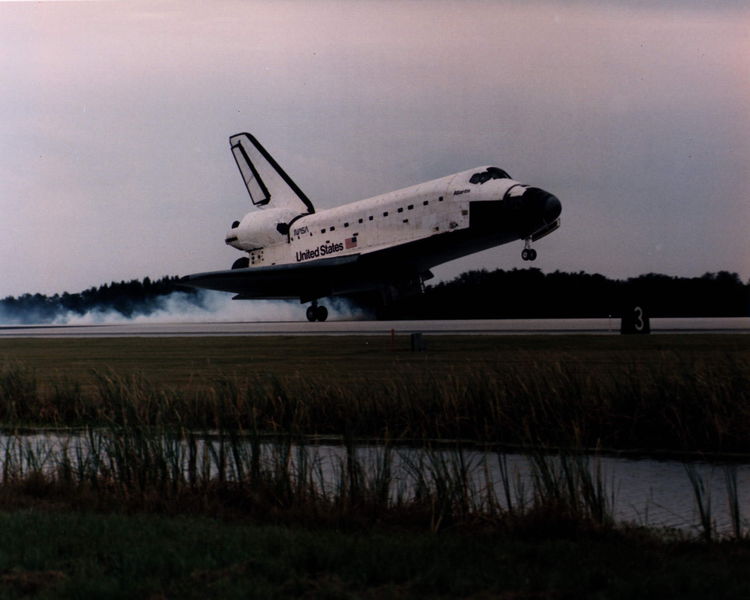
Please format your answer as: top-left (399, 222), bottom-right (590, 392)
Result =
top-left (229, 133), bottom-right (315, 214)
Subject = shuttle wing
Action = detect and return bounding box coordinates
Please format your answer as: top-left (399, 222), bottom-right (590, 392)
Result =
top-left (181, 234), bottom-right (443, 305)
top-left (229, 133), bottom-right (315, 214)
top-left (181, 254), bottom-right (361, 301)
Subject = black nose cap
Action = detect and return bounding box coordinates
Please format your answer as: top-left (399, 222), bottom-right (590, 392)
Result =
top-left (544, 194), bottom-right (562, 223)
top-left (525, 187), bottom-right (561, 224)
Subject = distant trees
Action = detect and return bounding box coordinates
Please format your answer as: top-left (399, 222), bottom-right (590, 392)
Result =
top-left (0, 276), bottom-right (202, 324)
top-left (0, 270), bottom-right (747, 324)
top-left (391, 269), bottom-right (750, 319)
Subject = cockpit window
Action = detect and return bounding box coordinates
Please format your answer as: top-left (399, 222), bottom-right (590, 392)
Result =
top-left (469, 167), bottom-right (511, 184)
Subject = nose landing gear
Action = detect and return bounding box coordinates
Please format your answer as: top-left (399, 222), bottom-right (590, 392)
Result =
top-left (306, 301), bottom-right (329, 322)
top-left (521, 238), bottom-right (537, 261)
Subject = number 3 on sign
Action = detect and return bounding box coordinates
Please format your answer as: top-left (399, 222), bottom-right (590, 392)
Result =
top-left (633, 306), bottom-right (644, 332)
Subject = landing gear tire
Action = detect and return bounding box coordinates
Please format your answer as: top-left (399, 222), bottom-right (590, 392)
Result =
top-left (521, 237), bottom-right (538, 262)
top-left (306, 304), bottom-right (329, 322)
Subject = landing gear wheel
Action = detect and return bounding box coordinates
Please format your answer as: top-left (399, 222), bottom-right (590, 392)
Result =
top-left (521, 248), bottom-right (530, 261)
top-left (306, 304), bottom-right (329, 322)
top-left (528, 249), bottom-right (537, 261)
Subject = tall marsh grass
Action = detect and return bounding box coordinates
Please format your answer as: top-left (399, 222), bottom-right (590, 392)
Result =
top-left (0, 348), bottom-right (748, 535)
top-left (0, 424), bottom-right (617, 533)
top-left (0, 425), bottom-right (745, 539)
top-left (1, 352), bottom-right (749, 454)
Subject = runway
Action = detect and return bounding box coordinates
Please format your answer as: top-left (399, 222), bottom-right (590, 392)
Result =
top-left (0, 318), bottom-right (748, 338)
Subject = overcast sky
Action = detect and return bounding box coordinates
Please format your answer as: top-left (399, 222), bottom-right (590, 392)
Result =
top-left (1, 0), bottom-right (748, 297)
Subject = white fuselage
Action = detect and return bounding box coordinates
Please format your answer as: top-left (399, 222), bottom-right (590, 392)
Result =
top-left (227, 167), bottom-right (525, 269)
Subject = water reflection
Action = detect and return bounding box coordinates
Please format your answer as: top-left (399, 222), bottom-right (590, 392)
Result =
top-left (4, 432), bottom-right (749, 536)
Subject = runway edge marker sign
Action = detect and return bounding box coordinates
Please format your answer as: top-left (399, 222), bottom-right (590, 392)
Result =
top-left (621, 305), bottom-right (651, 335)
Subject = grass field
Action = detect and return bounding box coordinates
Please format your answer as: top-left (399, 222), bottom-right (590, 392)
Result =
top-left (0, 334), bottom-right (748, 453)
top-left (0, 334), bottom-right (748, 596)
top-left (0, 510), bottom-right (746, 599)
top-left (2, 333), bottom-right (747, 389)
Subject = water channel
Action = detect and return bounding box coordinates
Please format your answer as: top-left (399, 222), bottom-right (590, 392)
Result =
top-left (322, 446), bottom-right (750, 535)
top-left (5, 433), bottom-right (749, 536)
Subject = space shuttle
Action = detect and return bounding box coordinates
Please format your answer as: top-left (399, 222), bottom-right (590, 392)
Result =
top-left (182, 133), bottom-right (562, 321)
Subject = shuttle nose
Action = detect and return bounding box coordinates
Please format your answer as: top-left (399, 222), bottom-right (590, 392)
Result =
top-left (543, 193), bottom-right (562, 224)
top-left (471, 184), bottom-right (562, 239)
top-left (524, 187), bottom-right (561, 225)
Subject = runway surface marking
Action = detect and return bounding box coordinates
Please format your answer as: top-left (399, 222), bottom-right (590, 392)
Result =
top-left (0, 318), bottom-right (748, 338)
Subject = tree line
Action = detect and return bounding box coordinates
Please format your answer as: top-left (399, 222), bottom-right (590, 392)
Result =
top-left (0, 276), bottom-right (203, 324)
top-left (399, 269), bottom-right (750, 319)
top-left (0, 270), bottom-right (747, 324)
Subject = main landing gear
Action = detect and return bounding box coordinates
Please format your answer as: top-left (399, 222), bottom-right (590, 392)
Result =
top-left (306, 301), bottom-right (329, 322)
top-left (521, 238), bottom-right (537, 262)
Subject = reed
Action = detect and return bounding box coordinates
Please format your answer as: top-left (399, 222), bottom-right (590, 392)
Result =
top-left (0, 421), bottom-right (748, 540)
top-left (0, 335), bottom-right (746, 536)
top-left (524, 449), bottom-right (614, 532)
top-left (0, 421), bottom-right (617, 533)
top-left (0, 347), bottom-right (748, 456)
top-left (684, 463), bottom-right (713, 542)
top-left (0, 362), bottom-right (36, 423)
top-left (724, 464), bottom-right (745, 540)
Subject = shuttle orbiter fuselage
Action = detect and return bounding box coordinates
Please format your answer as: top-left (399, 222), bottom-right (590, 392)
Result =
top-left (182, 133), bottom-right (561, 321)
